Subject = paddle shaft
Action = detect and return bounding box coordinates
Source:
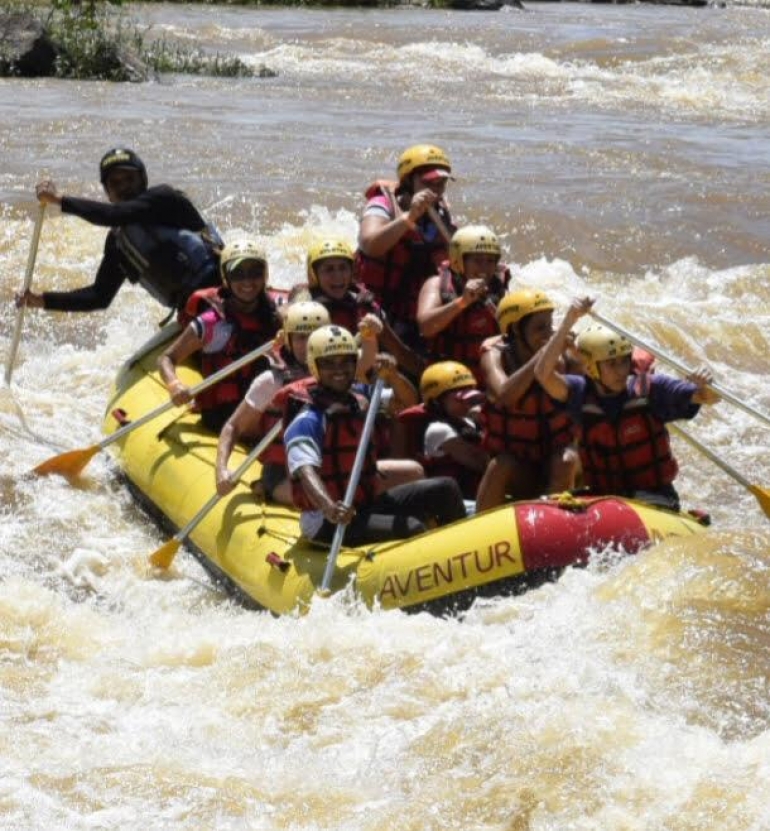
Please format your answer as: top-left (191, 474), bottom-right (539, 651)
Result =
top-left (669, 423), bottom-right (752, 490)
top-left (99, 339), bottom-right (275, 451)
top-left (320, 378), bottom-right (385, 592)
top-left (589, 310), bottom-right (770, 430)
top-left (384, 185), bottom-right (453, 245)
top-left (174, 421), bottom-right (282, 543)
top-left (5, 203), bottom-right (46, 385)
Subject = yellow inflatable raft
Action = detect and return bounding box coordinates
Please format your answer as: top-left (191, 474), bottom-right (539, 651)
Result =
top-left (103, 327), bottom-right (708, 615)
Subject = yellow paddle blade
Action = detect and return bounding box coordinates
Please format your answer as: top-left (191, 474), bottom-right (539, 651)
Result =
top-left (149, 538), bottom-right (181, 570)
top-left (32, 444), bottom-right (100, 479)
top-left (750, 485), bottom-right (770, 520)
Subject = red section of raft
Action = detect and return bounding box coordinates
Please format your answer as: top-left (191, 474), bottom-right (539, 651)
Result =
top-left (515, 497), bottom-right (650, 571)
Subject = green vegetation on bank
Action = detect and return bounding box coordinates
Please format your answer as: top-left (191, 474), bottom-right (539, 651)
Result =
top-left (0, 0), bottom-right (261, 80)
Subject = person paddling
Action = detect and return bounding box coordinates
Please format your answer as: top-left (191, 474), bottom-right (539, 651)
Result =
top-left (535, 298), bottom-right (720, 511)
top-left (158, 240), bottom-right (281, 432)
top-left (476, 289), bottom-right (579, 511)
top-left (215, 300), bottom-right (330, 502)
top-left (417, 225), bottom-right (509, 384)
top-left (356, 143), bottom-right (456, 346)
top-left (16, 148), bottom-right (222, 316)
top-left (283, 325), bottom-right (467, 545)
top-left (306, 238), bottom-right (424, 380)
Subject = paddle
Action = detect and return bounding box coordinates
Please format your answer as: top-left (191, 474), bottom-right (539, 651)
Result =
top-left (149, 421), bottom-right (282, 569)
top-left (670, 423), bottom-right (770, 520)
top-left (4, 203), bottom-right (46, 385)
top-left (589, 310), bottom-right (770, 430)
top-left (383, 184), bottom-right (453, 245)
top-left (33, 338), bottom-right (276, 480)
top-left (319, 377), bottom-right (385, 593)
top-left (426, 205), bottom-right (453, 244)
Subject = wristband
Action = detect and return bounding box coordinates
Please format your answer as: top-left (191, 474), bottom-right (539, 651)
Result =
top-left (457, 295), bottom-right (469, 310)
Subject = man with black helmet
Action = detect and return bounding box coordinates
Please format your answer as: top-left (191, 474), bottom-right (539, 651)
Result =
top-left (16, 148), bottom-right (222, 316)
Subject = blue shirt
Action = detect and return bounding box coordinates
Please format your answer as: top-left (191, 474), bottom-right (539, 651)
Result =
top-left (564, 373), bottom-right (701, 424)
top-left (283, 384), bottom-right (372, 538)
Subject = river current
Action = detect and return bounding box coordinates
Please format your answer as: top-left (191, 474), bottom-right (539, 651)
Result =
top-left (1, 3), bottom-right (769, 828)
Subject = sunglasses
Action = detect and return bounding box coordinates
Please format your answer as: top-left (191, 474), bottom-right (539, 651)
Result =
top-left (228, 263), bottom-right (266, 283)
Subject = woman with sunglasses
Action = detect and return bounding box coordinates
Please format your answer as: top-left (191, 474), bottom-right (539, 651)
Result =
top-left (158, 239), bottom-right (281, 432)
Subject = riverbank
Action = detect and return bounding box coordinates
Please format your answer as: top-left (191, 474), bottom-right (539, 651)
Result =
top-left (0, 3), bottom-right (270, 80)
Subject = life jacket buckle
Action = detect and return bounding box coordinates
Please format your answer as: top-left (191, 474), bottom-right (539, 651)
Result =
top-left (266, 552), bottom-right (290, 573)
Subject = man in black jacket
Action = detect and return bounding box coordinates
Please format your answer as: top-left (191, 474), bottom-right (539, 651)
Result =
top-left (16, 148), bottom-right (222, 315)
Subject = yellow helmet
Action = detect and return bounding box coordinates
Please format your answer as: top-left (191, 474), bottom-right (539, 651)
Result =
top-left (420, 361), bottom-right (477, 404)
top-left (220, 239), bottom-right (268, 284)
top-left (449, 225), bottom-right (501, 275)
top-left (397, 144), bottom-right (452, 183)
top-left (284, 301), bottom-right (330, 337)
top-left (306, 325), bottom-right (358, 380)
top-left (306, 239), bottom-right (355, 287)
top-left (497, 289), bottom-right (555, 334)
top-left (577, 325), bottom-right (633, 381)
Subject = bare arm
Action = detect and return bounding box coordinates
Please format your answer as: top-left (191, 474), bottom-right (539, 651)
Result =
top-left (358, 188), bottom-right (438, 258)
top-left (356, 314), bottom-right (382, 380)
top-left (417, 276), bottom-right (489, 339)
top-left (216, 400), bottom-right (264, 495)
top-left (358, 213), bottom-right (415, 259)
top-left (379, 321), bottom-right (426, 380)
top-left (481, 340), bottom-right (539, 409)
top-left (535, 297), bottom-right (594, 403)
top-left (417, 276), bottom-right (464, 338)
top-left (296, 465), bottom-right (355, 525)
top-left (158, 324), bottom-right (204, 405)
top-left (375, 354), bottom-right (419, 414)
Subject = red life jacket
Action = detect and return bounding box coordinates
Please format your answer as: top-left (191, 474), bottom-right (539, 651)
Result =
top-left (354, 182), bottom-right (454, 325)
top-left (481, 337), bottom-right (577, 463)
top-left (256, 347), bottom-right (311, 466)
top-left (179, 285), bottom-right (222, 328)
top-left (310, 284), bottom-right (383, 331)
top-left (579, 374), bottom-right (678, 495)
top-left (425, 264), bottom-right (509, 383)
top-left (195, 292), bottom-right (280, 414)
top-left (397, 403), bottom-right (482, 499)
top-left (289, 386), bottom-right (380, 511)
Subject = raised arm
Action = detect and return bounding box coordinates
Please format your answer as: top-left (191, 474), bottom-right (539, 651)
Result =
top-left (216, 399), bottom-right (265, 495)
top-left (158, 323), bottom-right (205, 405)
top-left (535, 297), bottom-right (594, 402)
top-left (481, 340), bottom-right (540, 409)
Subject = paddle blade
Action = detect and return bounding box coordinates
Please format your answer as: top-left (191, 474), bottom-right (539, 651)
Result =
top-left (149, 538), bottom-right (181, 570)
top-left (32, 444), bottom-right (100, 479)
top-left (750, 485), bottom-right (770, 520)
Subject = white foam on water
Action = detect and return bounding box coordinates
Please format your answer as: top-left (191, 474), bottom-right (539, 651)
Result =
top-left (1, 7), bottom-right (769, 827)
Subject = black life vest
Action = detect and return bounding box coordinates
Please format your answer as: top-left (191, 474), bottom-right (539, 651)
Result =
top-left (114, 222), bottom-right (223, 309)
